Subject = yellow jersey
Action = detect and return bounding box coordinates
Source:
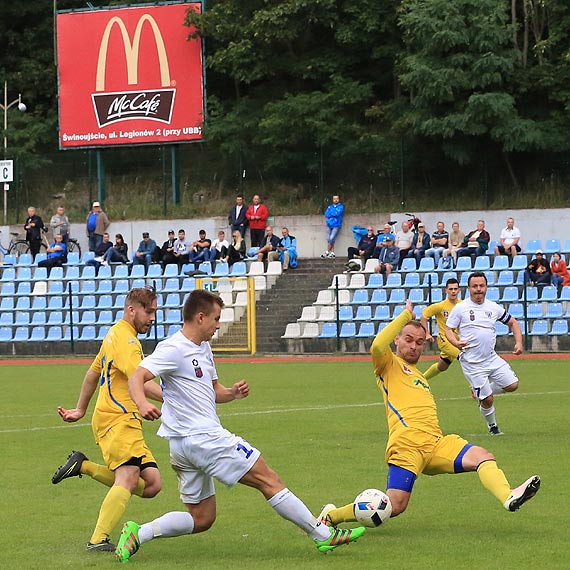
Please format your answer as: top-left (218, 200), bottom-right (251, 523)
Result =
top-left (422, 298), bottom-right (462, 343)
top-left (371, 310), bottom-right (442, 438)
top-left (90, 319), bottom-right (144, 439)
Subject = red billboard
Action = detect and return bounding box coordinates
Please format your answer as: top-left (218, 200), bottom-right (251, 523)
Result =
top-left (56, 2), bottom-right (204, 148)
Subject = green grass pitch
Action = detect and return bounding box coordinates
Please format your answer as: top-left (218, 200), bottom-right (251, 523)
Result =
top-left (0, 357), bottom-right (567, 570)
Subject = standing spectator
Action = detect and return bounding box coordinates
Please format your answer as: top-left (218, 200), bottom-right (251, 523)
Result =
top-left (132, 233), bottom-right (157, 269)
top-left (550, 252), bottom-right (570, 289)
top-left (103, 234), bottom-right (129, 265)
top-left (371, 224), bottom-right (396, 259)
top-left (38, 233), bottom-right (67, 276)
top-left (205, 231), bottom-right (229, 263)
top-left (225, 230), bottom-right (246, 266)
top-left (375, 236), bottom-right (400, 276)
top-left (24, 206), bottom-right (45, 261)
top-left (424, 221), bottom-right (449, 268)
top-left (268, 227), bottom-right (298, 270)
top-left (188, 230), bottom-right (212, 265)
top-left (50, 206), bottom-right (70, 244)
top-left (228, 195), bottom-right (248, 238)
top-left (442, 222), bottom-right (465, 269)
top-left (170, 229), bottom-right (192, 268)
top-left (246, 194), bottom-right (269, 248)
top-left (456, 220), bottom-right (490, 262)
top-left (255, 226), bottom-right (280, 263)
top-left (86, 201), bottom-right (110, 253)
top-left (395, 221), bottom-right (414, 268)
top-left (321, 194), bottom-right (344, 259)
top-left (525, 250), bottom-right (551, 285)
top-left (347, 226), bottom-right (376, 264)
top-left (86, 232), bottom-right (113, 273)
top-left (157, 230), bottom-right (176, 266)
top-left (406, 223), bottom-right (430, 265)
top-left (494, 217), bottom-right (521, 260)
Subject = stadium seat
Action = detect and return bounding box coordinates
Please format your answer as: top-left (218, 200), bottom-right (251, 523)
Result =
top-left (146, 264), bottom-right (162, 279)
top-left (511, 255), bottom-right (528, 271)
top-left (62, 325), bottom-right (79, 341)
top-left (96, 325), bottom-right (111, 341)
top-left (218, 292), bottom-right (233, 307)
top-left (0, 297), bottom-right (14, 311)
top-left (501, 286), bottom-right (520, 303)
top-left (366, 273), bottom-right (383, 288)
top-left (524, 239), bottom-right (541, 254)
top-left (329, 274), bottom-right (349, 289)
top-left (15, 312), bottom-right (30, 326)
top-left (265, 261), bottom-right (281, 276)
top-left (46, 326), bottom-right (63, 342)
top-left (33, 267), bottom-right (48, 282)
top-left (158, 264), bottom-right (176, 279)
top-left (400, 258), bottom-right (417, 272)
top-left (65, 251), bottom-right (80, 266)
top-left (0, 282), bottom-right (15, 297)
top-left (16, 282), bottom-right (31, 296)
top-left (492, 256), bottom-right (509, 271)
top-left (0, 313), bottom-right (12, 326)
top-left (18, 253), bottom-right (33, 266)
top-left (559, 286), bottom-right (570, 302)
top-left (497, 271), bottom-right (514, 287)
top-left (114, 294), bottom-right (127, 309)
top-left (348, 273), bottom-right (366, 289)
top-left (317, 306), bottom-right (335, 321)
top-left (454, 257), bottom-right (472, 271)
top-left (529, 320), bottom-right (549, 336)
top-left (111, 265), bottom-right (129, 279)
top-left (315, 290), bottom-right (334, 305)
top-left (31, 311), bottom-right (47, 325)
top-left (474, 256), bottom-right (491, 271)
top-left (387, 289), bottom-right (406, 304)
top-left (80, 280), bottom-right (96, 294)
top-left (373, 305), bottom-right (390, 321)
top-left (426, 288), bottom-right (443, 304)
top-left (165, 309), bottom-right (182, 324)
top-left (181, 277), bottom-right (196, 292)
top-left (508, 303), bottom-right (524, 319)
top-left (16, 267), bottom-right (32, 282)
top-left (350, 289), bottom-right (369, 305)
top-left (79, 326), bottom-right (97, 341)
top-left (486, 287), bottom-right (500, 302)
top-left (113, 279), bottom-right (129, 294)
top-left (408, 288), bottom-right (424, 304)
top-left (523, 286), bottom-right (538, 302)
top-left (0, 327), bottom-right (12, 342)
top-left (549, 319), bottom-right (568, 335)
top-left (0, 267), bottom-right (16, 282)
top-left (544, 239), bottom-right (560, 254)
top-left (163, 278), bottom-right (180, 293)
top-left (527, 303), bottom-right (543, 319)
top-left (232, 278), bottom-right (248, 292)
top-left (539, 286), bottom-right (557, 302)
top-left (485, 240), bottom-right (499, 255)
top-left (403, 273), bottom-right (421, 288)
top-left (16, 297), bottom-right (30, 311)
top-left (130, 264), bottom-right (146, 279)
top-left (384, 274), bottom-right (402, 288)
top-left (97, 265), bottom-right (113, 280)
top-left (418, 257), bottom-right (435, 272)
top-left (253, 275), bottom-right (267, 291)
top-left (164, 293), bottom-right (181, 308)
top-left (282, 323), bottom-right (301, 338)
top-left (47, 296), bottom-right (63, 311)
top-left (370, 289), bottom-right (387, 305)
top-left (363, 258), bottom-right (379, 273)
top-left (319, 322), bottom-right (337, 338)
top-left (338, 305), bottom-right (353, 321)
top-left (496, 322), bottom-right (510, 335)
top-left (356, 322), bottom-right (376, 338)
top-left (230, 262), bottom-right (247, 277)
top-left (47, 266), bottom-right (64, 281)
top-left (545, 303), bottom-right (563, 319)
top-left (562, 240), bottom-right (570, 254)
top-left (2, 254), bottom-right (16, 266)
top-left (392, 305), bottom-right (406, 318)
top-left (98, 295), bottom-right (113, 310)
top-left (339, 322), bottom-right (356, 338)
top-left (13, 326), bottom-right (29, 342)
top-left (300, 322), bottom-right (319, 338)
top-left (81, 296), bottom-right (97, 310)
top-left (31, 281), bottom-right (47, 296)
top-left (354, 305), bottom-right (372, 321)
top-left (167, 324), bottom-right (182, 337)
top-left (80, 310), bottom-right (97, 325)
top-left (47, 311), bottom-right (64, 326)
top-left (29, 326), bottom-right (46, 342)
top-left (421, 272), bottom-right (439, 288)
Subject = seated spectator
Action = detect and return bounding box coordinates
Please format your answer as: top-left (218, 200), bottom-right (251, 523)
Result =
top-left (103, 233), bottom-right (129, 265)
top-left (268, 227), bottom-right (297, 271)
top-left (189, 230), bottom-right (212, 264)
top-left (374, 236), bottom-right (399, 275)
top-left (525, 250), bottom-right (551, 285)
top-left (256, 226), bottom-right (280, 262)
top-left (158, 230), bottom-right (176, 266)
top-left (164, 229), bottom-right (191, 267)
top-left (395, 221), bottom-right (414, 268)
top-left (225, 230), bottom-right (246, 266)
top-left (550, 252), bottom-right (569, 289)
top-left (132, 232), bottom-right (157, 268)
top-left (347, 226), bottom-right (376, 264)
top-left (205, 231), bottom-right (229, 262)
top-left (38, 233), bottom-right (67, 276)
top-left (372, 224), bottom-right (396, 259)
top-left (424, 221), bottom-right (449, 267)
top-left (442, 222), bottom-right (465, 269)
top-left (456, 220), bottom-right (490, 261)
top-left (406, 223), bottom-right (430, 263)
top-left (86, 232), bottom-right (113, 273)
top-left (494, 217), bottom-right (521, 260)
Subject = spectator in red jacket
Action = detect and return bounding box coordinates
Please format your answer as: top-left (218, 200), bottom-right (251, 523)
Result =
top-left (246, 194), bottom-right (269, 248)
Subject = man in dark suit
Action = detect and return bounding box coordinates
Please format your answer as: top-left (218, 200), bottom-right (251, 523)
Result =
top-left (24, 206), bottom-right (45, 261)
top-left (228, 195), bottom-right (248, 238)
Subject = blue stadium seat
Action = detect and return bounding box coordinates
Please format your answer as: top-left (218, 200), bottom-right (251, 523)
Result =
top-left (80, 252), bottom-right (95, 265)
top-left (539, 286), bottom-right (557, 302)
top-left (47, 311), bottom-right (64, 326)
top-left (31, 312), bottom-right (47, 325)
top-left (523, 286), bottom-right (538, 302)
top-left (0, 297), bottom-right (14, 311)
top-left (0, 327), bottom-right (12, 342)
top-left (545, 303), bottom-right (563, 319)
top-left (167, 324), bottom-right (182, 337)
top-left (230, 262), bottom-right (247, 277)
top-left (181, 277), bottom-right (196, 292)
top-left (163, 278), bottom-right (179, 293)
top-left (97, 265), bottom-right (113, 280)
top-left (97, 325), bottom-right (111, 340)
top-left (387, 289), bottom-right (406, 304)
top-left (549, 319), bottom-right (568, 335)
top-left (529, 320), bottom-right (549, 335)
top-left (497, 271), bottom-right (514, 287)
top-left (18, 253), bottom-right (33, 266)
top-left (16, 298), bottom-right (30, 311)
top-left (403, 273), bottom-right (421, 288)
top-left (511, 255), bottom-right (528, 271)
top-left (81, 280), bottom-right (96, 294)
top-left (114, 294), bottom-right (127, 309)
top-left (426, 288), bottom-right (443, 303)
top-left (370, 289), bottom-right (387, 304)
top-left (198, 262), bottom-right (213, 276)
top-left (162, 264), bottom-right (179, 278)
top-left (81, 296), bottom-right (97, 310)
top-left (131, 278), bottom-right (146, 289)
top-left (0, 282), bottom-right (15, 297)
top-left (486, 240), bottom-right (499, 255)
top-left (46, 326), bottom-right (63, 342)
top-left (418, 257), bottom-right (435, 272)
top-left (373, 305), bottom-right (391, 321)
top-left (544, 239), bottom-right (560, 254)
top-left (1, 267), bottom-right (16, 282)
top-left (486, 287), bottom-right (500, 302)
top-left (98, 294), bottom-right (113, 309)
top-left (492, 256), bottom-right (509, 271)
top-left (48, 296), bottom-right (63, 311)
top-left (441, 271), bottom-right (458, 284)
top-left (320, 322), bottom-right (337, 338)
top-left (13, 326), bottom-right (29, 342)
top-left (351, 289), bottom-right (369, 305)
top-left (130, 264), bottom-right (146, 279)
top-left (524, 240), bottom-right (541, 254)
top-left (408, 288), bottom-right (424, 304)
top-left (496, 322), bottom-right (510, 336)
top-left (79, 326), bottom-right (97, 341)
top-left (527, 303), bottom-right (543, 319)
top-left (392, 305), bottom-right (406, 318)
top-left (79, 265), bottom-right (96, 280)
top-left (508, 303), bottom-right (524, 319)
top-left (80, 310), bottom-right (97, 325)
top-left (16, 282), bottom-right (31, 296)
top-left (501, 287), bottom-right (520, 303)
top-left (0, 313), bottom-right (13, 326)
top-left (354, 305), bottom-right (372, 321)
top-left (15, 312), bottom-right (30, 326)
top-left (562, 240), bottom-right (570, 254)
top-left (30, 326), bottom-right (46, 342)
top-left (62, 326), bottom-right (80, 341)
top-left (47, 266), bottom-right (64, 281)
top-left (339, 322), bottom-right (356, 338)
top-left (356, 322), bottom-right (376, 338)
top-left (146, 264), bottom-right (162, 279)
top-left (338, 305), bottom-right (353, 320)
top-left (559, 286), bottom-right (570, 302)
top-left (399, 258), bottom-right (417, 272)
top-left (65, 266), bottom-right (80, 280)
top-left (97, 280), bottom-right (113, 294)
top-left (33, 267), bottom-right (48, 281)
top-left (165, 309), bottom-right (182, 324)
top-left (484, 271), bottom-right (495, 285)
top-left (455, 257), bottom-right (472, 271)
top-left (65, 251), bottom-right (80, 266)
top-left (2, 254), bottom-right (16, 266)
top-left (385, 274), bottom-right (402, 288)
top-left (97, 310), bottom-right (114, 325)
top-left (366, 273), bottom-right (383, 289)
top-left (16, 267), bottom-right (32, 281)
top-left (421, 272), bottom-right (439, 288)
top-left (62, 295), bottom-right (80, 310)
top-left (114, 279), bottom-right (130, 294)
top-left (165, 293), bottom-right (181, 309)
top-left (214, 261), bottom-right (230, 277)
top-left (113, 265), bottom-right (130, 279)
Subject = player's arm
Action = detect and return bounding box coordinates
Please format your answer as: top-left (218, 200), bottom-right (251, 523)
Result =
top-left (213, 379), bottom-right (249, 403)
top-left (144, 380), bottom-right (163, 403)
top-left (128, 366), bottom-right (162, 420)
top-left (420, 314), bottom-right (434, 343)
top-left (57, 367), bottom-right (100, 422)
top-left (507, 317), bottom-right (523, 355)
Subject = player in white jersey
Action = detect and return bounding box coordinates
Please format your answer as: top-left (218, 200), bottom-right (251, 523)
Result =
top-left (114, 290), bottom-right (365, 561)
top-left (445, 272), bottom-right (523, 435)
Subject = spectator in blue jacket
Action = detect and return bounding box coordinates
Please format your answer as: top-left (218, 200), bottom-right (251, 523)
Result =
top-left (348, 226), bottom-right (376, 264)
top-left (268, 227), bottom-right (298, 270)
top-left (321, 195), bottom-right (344, 259)
top-left (38, 233), bottom-right (67, 276)
top-left (132, 232), bottom-right (157, 268)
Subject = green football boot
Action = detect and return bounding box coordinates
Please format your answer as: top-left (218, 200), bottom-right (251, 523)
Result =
top-left (315, 526), bottom-right (366, 553)
top-left (115, 521), bottom-right (141, 563)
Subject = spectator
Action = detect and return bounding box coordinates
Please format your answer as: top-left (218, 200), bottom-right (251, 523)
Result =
top-left (86, 201), bottom-right (110, 252)
top-left (157, 230), bottom-right (176, 266)
top-left (374, 236), bottom-right (399, 276)
top-left (494, 217), bottom-right (521, 260)
top-left (86, 232), bottom-right (113, 273)
top-left (268, 227), bottom-right (298, 271)
top-left (50, 206), bottom-right (70, 244)
top-left (424, 221), bottom-right (449, 267)
top-left (442, 222), bottom-right (465, 269)
top-left (38, 233), bottom-right (67, 275)
top-left (132, 232), bottom-right (157, 268)
top-left (228, 195), bottom-right (249, 238)
top-left (102, 233), bottom-right (129, 265)
top-left (205, 231), bottom-right (229, 263)
top-left (407, 222), bottom-right (430, 264)
top-left (225, 230), bottom-right (246, 266)
top-left (347, 226), bottom-right (376, 264)
top-left (321, 194), bottom-right (344, 258)
top-left (256, 226), bottom-right (280, 263)
top-left (188, 230), bottom-right (212, 265)
top-left (169, 229), bottom-right (191, 267)
top-left (456, 220), bottom-right (490, 262)
top-left (246, 194), bottom-right (269, 248)
top-left (395, 220), bottom-right (414, 268)
top-left (371, 224), bottom-right (396, 259)
top-left (24, 206), bottom-right (45, 261)
top-left (550, 252), bottom-right (569, 289)
top-left (525, 250), bottom-right (551, 285)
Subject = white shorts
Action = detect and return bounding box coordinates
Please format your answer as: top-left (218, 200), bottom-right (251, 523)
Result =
top-left (459, 355), bottom-right (519, 400)
top-left (168, 427), bottom-right (261, 504)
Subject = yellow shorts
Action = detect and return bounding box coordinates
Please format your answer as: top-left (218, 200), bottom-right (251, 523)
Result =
top-left (386, 428), bottom-right (470, 477)
top-left (94, 415), bottom-right (157, 471)
top-left (437, 335), bottom-right (460, 362)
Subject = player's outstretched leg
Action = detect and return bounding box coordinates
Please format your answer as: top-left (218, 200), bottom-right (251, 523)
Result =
top-left (115, 521), bottom-right (141, 563)
top-left (314, 526), bottom-right (366, 553)
top-left (52, 450), bottom-right (88, 484)
top-left (503, 476), bottom-right (541, 512)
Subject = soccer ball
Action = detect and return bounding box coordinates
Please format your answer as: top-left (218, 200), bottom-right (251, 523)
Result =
top-left (353, 488), bottom-right (392, 527)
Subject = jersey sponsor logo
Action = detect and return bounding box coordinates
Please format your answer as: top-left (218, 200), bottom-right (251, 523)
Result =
top-left (469, 310), bottom-right (475, 321)
top-left (413, 377), bottom-right (431, 392)
top-left (192, 358), bottom-right (203, 378)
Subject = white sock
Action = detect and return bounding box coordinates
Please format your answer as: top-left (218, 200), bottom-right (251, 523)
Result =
top-left (267, 488), bottom-right (330, 541)
top-left (480, 404), bottom-right (497, 427)
top-left (138, 512), bottom-right (195, 544)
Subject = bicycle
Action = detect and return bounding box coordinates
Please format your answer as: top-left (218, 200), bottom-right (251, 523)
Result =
top-left (0, 231), bottom-right (82, 259)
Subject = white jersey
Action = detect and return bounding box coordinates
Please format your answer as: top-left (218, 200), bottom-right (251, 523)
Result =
top-left (446, 298), bottom-right (511, 364)
top-left (499, 226), bottom-right (521, 247)
top-left (139, 331), bottom-right (221, 438)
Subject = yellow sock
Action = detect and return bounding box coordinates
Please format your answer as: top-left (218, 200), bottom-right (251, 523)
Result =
top-left (477, 460), bottom-right (511, 504)
top-left (424, 363), bottom-right (441, 380)
top-left (329, 503), bottom-right (356, 525)
top-left (90, 485), bottom-right (131, 544)
top-left (81, 461), bottom-right (145, 497)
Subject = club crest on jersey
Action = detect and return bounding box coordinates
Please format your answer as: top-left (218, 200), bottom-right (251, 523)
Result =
top-left (469, 310), bottom-right (475, 321)
top-left (402, 364), bottom-right (413, 375)
top-left (443, 310), bottom-right (449, 317)
top-left (486, 311), bottom-right (492, 318)
top-left (192, 358), bottom-right (203, 378)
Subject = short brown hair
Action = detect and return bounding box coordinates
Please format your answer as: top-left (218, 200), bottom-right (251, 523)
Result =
top-left (125, 287), bottom-right (157, 310)
top-left (183, 289), bottom-right (224, 322)
top-left (400, 320), bottom-right (426, 335)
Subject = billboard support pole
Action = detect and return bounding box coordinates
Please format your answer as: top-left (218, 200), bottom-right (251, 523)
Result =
top-left (96, 149), bottom-right (105, 205)
top-left (171, 144), bottom-right (179, 205)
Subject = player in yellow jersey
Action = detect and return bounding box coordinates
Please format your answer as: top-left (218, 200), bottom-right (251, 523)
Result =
top-left (420, 278), bottom-right (461, 380)
top-left (52, 288), bottom-right (163, 552)
top-left (319, 300), bottom-right (540, 526)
